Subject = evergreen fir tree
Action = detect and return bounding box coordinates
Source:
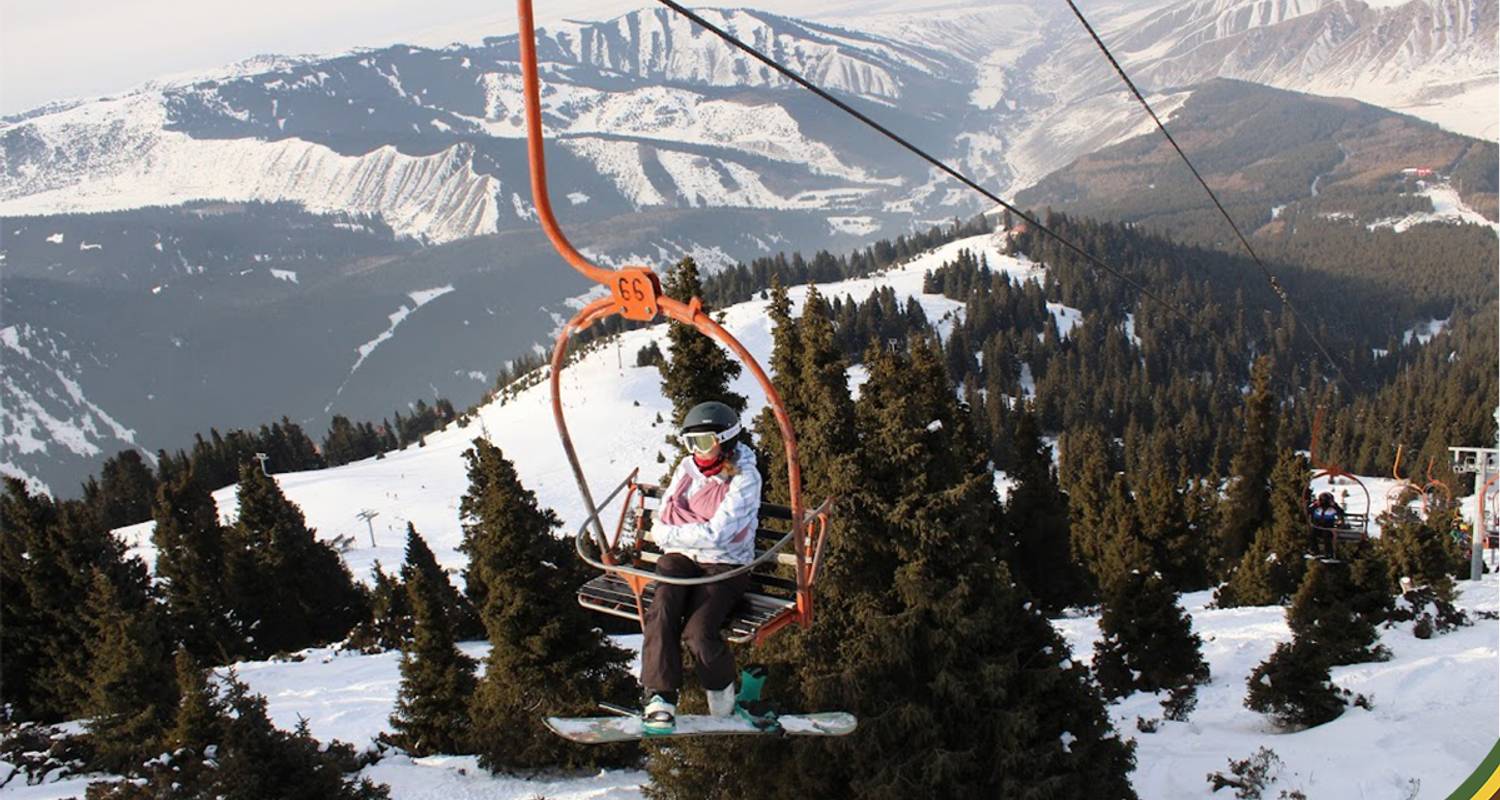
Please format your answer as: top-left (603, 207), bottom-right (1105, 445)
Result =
top-left (1004, 407), bottom-right (1092, 611)
top-left (1134, 447), bottom-right (1210, 591)
top-left (1058, 426), bottom-right (1114, 595)
top-left (151, 472), bottom-right (242, 662)
top-left (323, 415), bottom-right (366, 466)
top-left (1092, 569), bottom-right (1209, 706)
top-left (167, 648), bottom-right (219, 758)
top-left (398, 522), bottom-right (481, 641)
top-left (80, 569), bottom-right (177, 772)
top-left (1090, 474), bottom-right (1153, 592)
top-left (227, 464), bottom-right (367, 656)
top-left (1377, 508), bottom-right (1461, 602)
top-left (1218, 357), bottom-right (1279, 572)
top-left (87, 449), bottom-right (158, 528)
top-left (1244, 638), bottom-right (1347, 729)
top-left (787, 285), bottom-right (861, 504)
top-left (202, 676), bottom-right (389, 799)
top-left (1217, 450), bottom-right (1313, 607)
top-left (458, 439), bottom-right (636, 771)
top-left (1, 478), bottom-right (61, 719)
top-left (1, 479), bottom-right (143, 721)
top-left (1075, 452), bottom-right (1211, 714)
top-left (347, 562), bottom-right (411, 652)
top-left (388, 566), bottom-right (477, 756)
top-left (675, 339), bottom-right (1139, 800)
top-left (754, 276), bottom-right (804, 503)
top-left (659, 256), bottom-right (746, 424)
top-left (1180, 471), bottom-right (1222, 592)
top-left (1241, 544), bottom-right (1394, 730)
top-left (89, 671), bottom-right (389, 799)
top-left (1285, 558), bottom-right (1390, 667)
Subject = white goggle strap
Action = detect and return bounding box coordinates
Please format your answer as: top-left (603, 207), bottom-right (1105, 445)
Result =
top-left (715, 421), bottom-right (742, 443)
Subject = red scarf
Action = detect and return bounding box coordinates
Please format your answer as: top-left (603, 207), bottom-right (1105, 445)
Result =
top-left (694, 452), bottom-right (726, 477)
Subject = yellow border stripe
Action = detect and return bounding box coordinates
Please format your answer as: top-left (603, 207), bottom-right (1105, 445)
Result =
top-left (1448, 739), bottom-right (1500, 800)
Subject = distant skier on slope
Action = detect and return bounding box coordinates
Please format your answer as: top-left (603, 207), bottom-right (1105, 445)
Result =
top-left (638, 400), bottom-right (762, 735)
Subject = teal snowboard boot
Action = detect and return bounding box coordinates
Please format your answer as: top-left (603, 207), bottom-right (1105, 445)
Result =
top-left (642, 690), bottom-right (677, 736)
top-left (733, 665), bottom-right (779, 731)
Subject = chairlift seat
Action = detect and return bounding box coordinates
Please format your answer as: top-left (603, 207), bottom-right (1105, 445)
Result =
top-left (1315, 513), bottom-right (1369, 545)
top-left (576, 490), bottom-right (810, 644)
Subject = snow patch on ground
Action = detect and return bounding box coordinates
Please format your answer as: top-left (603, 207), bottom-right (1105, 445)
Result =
top-left (0, 461), bottom-right (53, 498)
top-left (1047, 302), bottom-right (1083, 338)
top-left (993, 470), bottom-right (1015, 503)
top-left (1403, 317), bottom-right (1449, 346)
top-left (1368, 184), bottom-right (1499, 233)
top-left (827, 215), bottom-right (881, 236)
top-left (1, 323), bottom-right (138, 463)
top-left (1054, 577), bottom-right (1498, 799)
top-left (270, 269), bottom-right (299, 284)
top-left (327, 286), bottom-right (457, 409)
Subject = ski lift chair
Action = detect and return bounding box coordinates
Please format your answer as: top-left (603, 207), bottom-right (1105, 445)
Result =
top-left (514, 0), bottom-right (833, 648)
top-left (574, 471), bottom-right (832, 644)
top-left (1309, 468), bottom-right (1370, 551)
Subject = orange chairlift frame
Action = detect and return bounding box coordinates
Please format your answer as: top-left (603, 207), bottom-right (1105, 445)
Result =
top-left (1420, 455), bottom-right (1453, 515)
top-left (1308, 408), bottom-right (1371, 547)
top-left (1385, 443), bottom-right (1426, 511)
top-left (516, 0), bottom-right (827, 641)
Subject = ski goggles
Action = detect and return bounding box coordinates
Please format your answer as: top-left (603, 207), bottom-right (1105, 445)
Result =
top-left (680, 422), bottom-right (742, 454)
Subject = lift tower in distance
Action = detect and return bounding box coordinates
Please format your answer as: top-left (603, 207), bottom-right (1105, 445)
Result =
top-left (1449, 447), bottom-right (1498, 581)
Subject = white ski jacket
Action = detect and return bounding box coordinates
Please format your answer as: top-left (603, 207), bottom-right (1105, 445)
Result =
top-left (651, 444), bottom-right (762, 565)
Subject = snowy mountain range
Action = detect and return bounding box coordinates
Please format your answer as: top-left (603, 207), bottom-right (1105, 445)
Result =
top-left (2, 0), bottom-right (1495, 495)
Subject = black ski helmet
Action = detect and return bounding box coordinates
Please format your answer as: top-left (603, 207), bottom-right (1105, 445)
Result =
top-left (682, 401), bottom-right (742, 439)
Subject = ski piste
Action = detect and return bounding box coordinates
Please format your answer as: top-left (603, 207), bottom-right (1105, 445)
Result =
top-left (545, 710), bottom-right (857, 743)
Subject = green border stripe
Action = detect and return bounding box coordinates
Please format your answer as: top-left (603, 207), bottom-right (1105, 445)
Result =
top-left (1447, 739), bottom-right (1500, 800)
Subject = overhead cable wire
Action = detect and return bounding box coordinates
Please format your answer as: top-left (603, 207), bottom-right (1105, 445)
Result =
top-left (648, 0), bottom-right (1196, 329)
top-left (645, 0), bottom-right (1340, 401)
top-left (1062, 0), bottom-right (1353, 390)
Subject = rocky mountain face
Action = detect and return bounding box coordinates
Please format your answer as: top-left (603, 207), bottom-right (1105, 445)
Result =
top-left (2, 0), bottom-right (1494, 496)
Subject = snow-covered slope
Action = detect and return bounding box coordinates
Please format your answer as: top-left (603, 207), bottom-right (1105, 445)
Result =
top-left (112, 232), bottom-right (1019, 577)
top-left (0, 323), bottom-right (138, 498)
top-left (540, 9), bottom-right (950, 99)
top-left (17, 580), bottom-right (1491, 800)
top-left (1039, 0), bottom-right (1498, 142)
top-left (847, 0), bottom-right (1496, 195)
top-left (1369, 181), bottom-right (1500, 232)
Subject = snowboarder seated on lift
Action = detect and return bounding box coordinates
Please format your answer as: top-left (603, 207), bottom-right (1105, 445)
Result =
top-left (1309, 491), bottom-right (1346, 528)
top-left (639, 400), bottom-right (762, 735)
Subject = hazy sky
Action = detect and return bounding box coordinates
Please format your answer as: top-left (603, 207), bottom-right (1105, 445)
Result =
top-left (0, 0), bottom-right (646, 115)
top-left (0, 0), bottom-right (922, 115)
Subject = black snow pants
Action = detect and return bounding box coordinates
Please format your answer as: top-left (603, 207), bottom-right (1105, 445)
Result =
top-left (641, 553), bottom-right (750, 693)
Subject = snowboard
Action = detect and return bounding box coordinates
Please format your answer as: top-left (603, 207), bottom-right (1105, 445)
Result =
top-left (545, 711), bottom-right (857, 743)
